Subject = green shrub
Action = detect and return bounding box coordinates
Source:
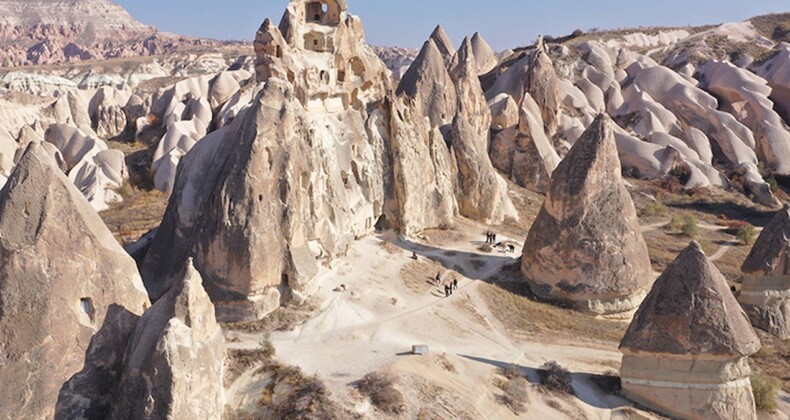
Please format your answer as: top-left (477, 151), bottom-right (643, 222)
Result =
top-left (737, 225), bottom-right (758, 246)
top-left (751, 373), bottom-right (780, 412)
top-left (668, 215), bottom-right (684, 231)
top-left (680, 216), bottom-right (699, 238)
top-left (640, 201), bottom-right (668, 217)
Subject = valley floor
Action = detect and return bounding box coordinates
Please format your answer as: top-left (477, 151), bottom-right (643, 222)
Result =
top-left (227, 219), bottom-right (655, 419)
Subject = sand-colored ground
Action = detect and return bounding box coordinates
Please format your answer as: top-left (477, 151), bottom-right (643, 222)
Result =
top-left (226, 219), bottom-right (665, 419)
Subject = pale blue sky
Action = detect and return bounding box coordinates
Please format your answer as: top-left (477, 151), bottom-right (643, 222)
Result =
top-left (117, 0), bottom-right (788, 50)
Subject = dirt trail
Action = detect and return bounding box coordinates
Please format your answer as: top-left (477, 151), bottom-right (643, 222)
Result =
top-left (224, 226), bottom-right (661, 419)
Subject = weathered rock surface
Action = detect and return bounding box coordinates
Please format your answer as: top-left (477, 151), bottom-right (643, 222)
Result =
top-left (0, 142), bottom-right (149, 420)
top-left (757, 43), bottom-right (790, 125)
top-left (0, 0), bottom-right (225, 67)
top-left (449, 37), bottom-right (515, 224)
top-left (739, 206), bottom-right (790, 339)
top-left (111, 259), bottom-right (225, 419)
top-left (45, 122), bottom-right (128, 210)
top-left (89, 87), bottom-right (131, 139)
top-left (429, 25), bottom-right (456, 67)
top-left (470, 32), bottom-right (498, 74)
top-left (144, 0), bottom-right (394, 321)
top-left (527, 39), bottom-right (561, 137)
top-left (699, 60), bottom-right (790, 175)
top-left (620, 241), bottom-right (760, 420)
top-left (521, 114), bottom-right (652, 315)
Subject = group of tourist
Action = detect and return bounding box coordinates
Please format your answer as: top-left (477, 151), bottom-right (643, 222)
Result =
top-left (436, 272), bottom-right (459, 297)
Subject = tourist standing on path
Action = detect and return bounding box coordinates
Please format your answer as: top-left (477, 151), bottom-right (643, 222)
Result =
top-left (444, 284), bottom-right (450, 297)
top-left (453, 278), bottom-right (458, 290)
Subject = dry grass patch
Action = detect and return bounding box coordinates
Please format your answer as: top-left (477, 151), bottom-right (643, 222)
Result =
top-left (750, 13), bottom-right (790, 43)
top-left (222, 302), bottom-right (316, 334)
top-left (751, 373), bottom-right (780, 412)
top-left (751, 330), bottom-right (790, 393)
top-left (224, 336), bottom-right (276, 387)
top-left (400, 258), bottom-right (445, 294)
top-left (100, 186), bottom-right (168, 244)
top-left (436, 353), bottom-right (457, 373)
top-left (258, 363), bottom-right (353, 420)
top-left (480, 266), bottom-right (626, 344)
top-left (355, 371), bottom-right (406, 415)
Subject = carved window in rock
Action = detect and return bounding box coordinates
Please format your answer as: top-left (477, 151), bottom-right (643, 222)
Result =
top-left (304, 32), bottom-right (326, 52)
top-left (349, 57), bottom-right (365, 77)
top-left (305, 1), bottom-right (341, 26)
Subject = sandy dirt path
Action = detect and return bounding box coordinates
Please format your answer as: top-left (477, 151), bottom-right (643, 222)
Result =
top-left (233, 226), bottom-right (660, 419)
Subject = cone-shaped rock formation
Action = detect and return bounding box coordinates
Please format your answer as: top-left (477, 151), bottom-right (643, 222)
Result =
top-left (620, 241), bottom-right (760, 420)
top-left (0, 143), bottom-right (149, 419)
top-left (739, 205), bottom-right (790, 339)
top-left (521, 114), bottom-right (651, 315)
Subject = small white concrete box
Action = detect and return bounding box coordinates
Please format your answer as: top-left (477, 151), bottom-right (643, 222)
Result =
top-left (412, 345), bottom-right (429, 355)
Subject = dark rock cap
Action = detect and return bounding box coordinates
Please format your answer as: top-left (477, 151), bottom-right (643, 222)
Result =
top-left (621, 241), bottom-right (761, 356)
top-left (741, 205), bottom-right (790, 275)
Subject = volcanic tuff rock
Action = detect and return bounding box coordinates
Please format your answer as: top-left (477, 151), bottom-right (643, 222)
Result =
top-left (521, 114), bottom-right (652, 315)
top-left (449, 37), bottom-right (515, 224)
top-left (141, 0), bottom-right (516, 321)
top-left (526, 38), bottom-right (561, 138)
top-left (111, 259), bottom-right (225, 419)
top-left (470, 32), bottom-right (498, 75)
top-left (0, 0), bottom-right (223, 67)
top-left (429, 25), bottom-right (456, 67)
top-left (0, 142), bottom-right (149, 420)
top-left (144, 0), bottom-right (395, 321)
top-left (620, 242), bottom-right (760, 420)
top-left (391, 38), bottom-right (459, 234)
top-left (739, 206), bottom-right (790, 339)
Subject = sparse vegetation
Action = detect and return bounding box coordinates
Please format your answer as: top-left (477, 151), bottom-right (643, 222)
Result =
top-left (477, 244), bottom-right (493, 253)
top-left (538, 361), bottom-right (574, 395)
top-left (640, 201), bottom-right (668, 217)
top-left (262, 364), bottom-right (350, 419)
top-left (224, 337), bottom-right (277, 387)
top-left (681, 216), bottom-right (699, 238)
top-left (497, 375), bottom-right (529, 414)
top-left (355, 371), bottom-right (405, 415)
top-left (436, 353), bottom-right (457, 373)
top-left (223, 304), bottom-right (315, 334)
top-left (751, 373), bottom-right (780, 412)
top-left (751, 330), bottom-right (790, 393)
top-left (502, 364), bottom-right (523, 380)
top-left (736, 225), bottom-right (758, 246)
top-left (480, 275), bottom-right (627, 343)
top-left (667, 214), bottom-right (698, 238)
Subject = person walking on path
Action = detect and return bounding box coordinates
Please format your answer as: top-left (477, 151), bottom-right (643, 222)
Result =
top-left (453, 278), bottom-right (458, 290)
top-left (444, 284), bottom-right (450, 298)
top-left (435, 272), bottom-right (441, 286)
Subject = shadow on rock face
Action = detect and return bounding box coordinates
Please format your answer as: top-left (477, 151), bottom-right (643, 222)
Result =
top-left (55, 304), bottom-right (140, 420)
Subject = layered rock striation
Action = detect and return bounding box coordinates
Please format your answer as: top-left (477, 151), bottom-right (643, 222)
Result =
top-left (620, 241), bottom-right (761, 420)
top-left (739, 205), bottom-right (790, 339)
